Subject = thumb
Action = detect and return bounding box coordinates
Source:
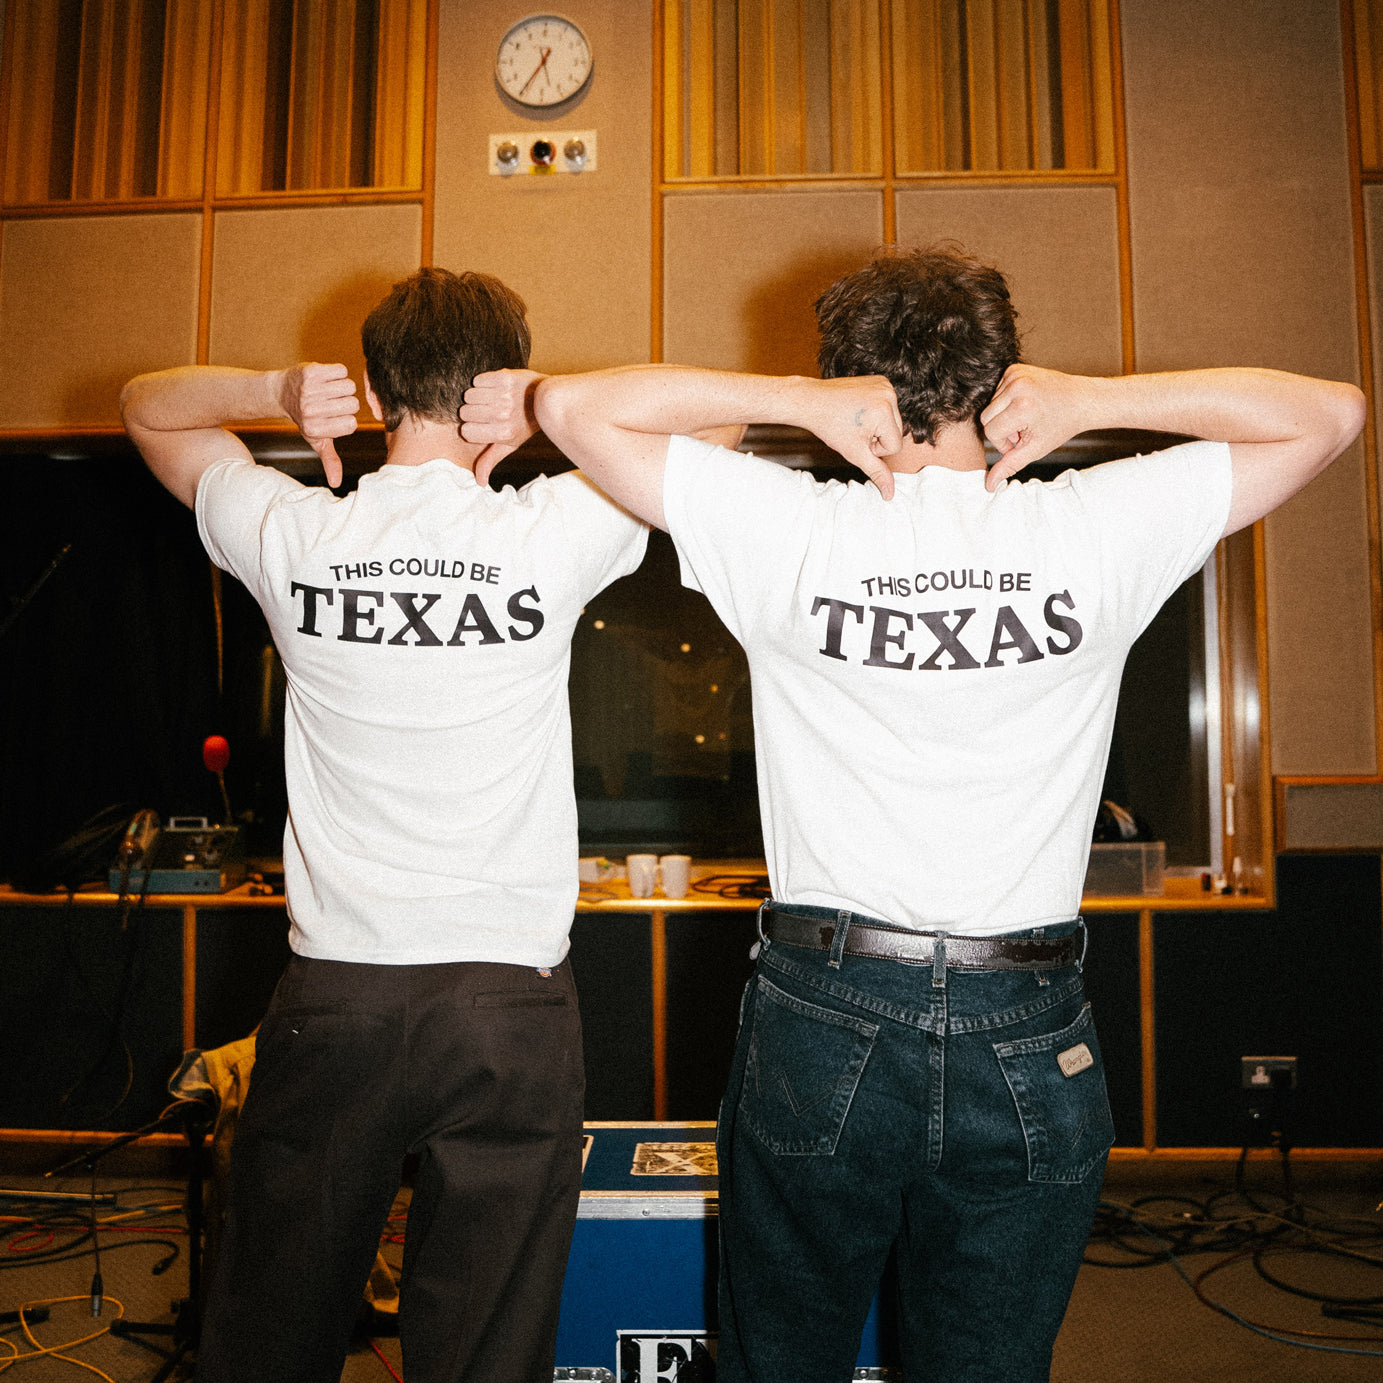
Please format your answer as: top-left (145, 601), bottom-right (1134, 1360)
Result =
top-left (315, 438), bottom-right (343, 490)
top-left (854, 450), bottom-right (895, 501)
top-left (474, 443), bottom-right (512, 488)
top-left (985, 445), bottom-right (1033, 491)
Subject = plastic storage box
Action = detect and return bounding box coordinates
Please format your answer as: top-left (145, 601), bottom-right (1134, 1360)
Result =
top-left (1083, 841), bottom-right (1166, 896)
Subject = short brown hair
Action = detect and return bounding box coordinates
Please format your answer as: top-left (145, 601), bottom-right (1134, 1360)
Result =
top-left (815, 244), bottom-right (1020, 444)
top-left (362, 268), bottom-right (531, 432)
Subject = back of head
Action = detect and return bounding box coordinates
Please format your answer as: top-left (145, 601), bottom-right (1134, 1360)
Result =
top-left (362, 267), bottom-right (531, 432)
top-left (815, 244), bottom-right (1020, 445)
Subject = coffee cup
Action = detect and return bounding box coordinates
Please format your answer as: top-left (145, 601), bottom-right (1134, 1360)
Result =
top-left (659, 854), bottom-right (692, 899)
top-left (626, 854), bottom-right (658, 898)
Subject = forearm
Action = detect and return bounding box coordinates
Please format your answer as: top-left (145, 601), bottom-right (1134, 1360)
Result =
top-left (1076, 367), bottom-right (1361, 447)
top-left (535, 365), bottom-right (811, 445)
top-left (121, 366), bottom-right (291, 509)
top-left (119, 366), bottom-right (288, 434)
top-left (536, 365), bottom-right (899, 500)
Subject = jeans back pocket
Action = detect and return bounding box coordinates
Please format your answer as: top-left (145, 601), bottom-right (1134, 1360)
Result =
top-left (992, 1002), bottom-right (1114, 1183)
top-left (740, 975), bottom-right (878, 1156)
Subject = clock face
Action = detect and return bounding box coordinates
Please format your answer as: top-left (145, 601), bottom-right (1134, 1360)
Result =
top-left (496, 14), bottom-right (593, 108)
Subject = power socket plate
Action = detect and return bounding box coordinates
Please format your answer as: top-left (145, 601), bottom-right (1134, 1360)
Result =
top-left (1241, 1055), bottom-right (1297, 1090)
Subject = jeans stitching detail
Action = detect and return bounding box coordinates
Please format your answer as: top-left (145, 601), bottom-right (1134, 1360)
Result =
top-left (945, 975), bottom-right (1086, 1033)
top-left (762, 947), bottom-right (946, 1032)
top-left (762, 946), bottom-right (1084, 1035)
top-left (742, 976), bottom-right (878, 1155)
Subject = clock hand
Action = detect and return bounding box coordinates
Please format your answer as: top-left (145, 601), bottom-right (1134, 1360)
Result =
top-left (518, 47), bottom-right (552, 98)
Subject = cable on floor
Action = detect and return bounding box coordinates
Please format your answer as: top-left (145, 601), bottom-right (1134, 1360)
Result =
top-left (1087, 1187), bottom-right (1383, 1358)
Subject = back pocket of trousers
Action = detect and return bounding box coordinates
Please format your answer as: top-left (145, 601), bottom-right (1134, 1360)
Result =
top-left (740, 975), bottom-right (878, 1155)
top-left (992, 1002), bottom-right (1114, 1183)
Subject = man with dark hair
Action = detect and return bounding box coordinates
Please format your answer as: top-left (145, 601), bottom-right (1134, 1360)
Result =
top-left (814, 244), bottom-right (1021, 443)
top-left (461, 245), bottom-right (1364, 1383)
top-left (120, 268), bottom-right (649, 1383)
top-left (362, 267), bottom-right (533, 434)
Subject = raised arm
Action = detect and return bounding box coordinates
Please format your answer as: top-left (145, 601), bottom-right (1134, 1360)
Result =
top-left (462, 365), bottom-right (904, 529)
top-left (980, 364), bottom-right (1367, 535)
top-left (120, 363), bottom-right (360, 507)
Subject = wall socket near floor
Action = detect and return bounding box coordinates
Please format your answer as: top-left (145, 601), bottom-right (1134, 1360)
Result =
top-left (1241, 1055), bottom-right (1298, 1090)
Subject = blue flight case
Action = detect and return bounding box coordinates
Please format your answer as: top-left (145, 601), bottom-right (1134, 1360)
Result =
top-left (555, 1122), bottom-right (896, 1382)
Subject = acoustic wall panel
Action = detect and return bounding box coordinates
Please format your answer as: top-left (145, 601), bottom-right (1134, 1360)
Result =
top-left (0, 214), bottom-right (201, 427)
top-left (662, 190), bottom-right (883, 375)
top-left (432, 0), bottom-right (654, 373)
top-left (1122, 0), bottom-right (1375, 775)
top-left (1363, 182), bottom-right (1383, 636)
top-left (208, 205), bottom-right (422, 391)
top-left (1281, 781), bottom-right (1383, 851)
top-left (894, 185), bottom-right (1123, 378)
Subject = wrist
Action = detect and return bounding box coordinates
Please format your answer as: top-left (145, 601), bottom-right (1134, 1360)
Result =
top-left (774, 375), bottom-right (817, 430)
top-left (264, 368), bottom-right (293, 421)
top-left (1077, 372), bottom-right (1124, 432)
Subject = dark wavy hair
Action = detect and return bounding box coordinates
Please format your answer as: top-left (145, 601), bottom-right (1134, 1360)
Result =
top-left (814, 244), bottom-right (1020, 445)
top-left (362, 268), bottom-right (531, 432)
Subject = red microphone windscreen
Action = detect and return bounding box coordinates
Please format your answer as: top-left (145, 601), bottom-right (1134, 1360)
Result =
top-left (203, 734), bottom-right (230, 773)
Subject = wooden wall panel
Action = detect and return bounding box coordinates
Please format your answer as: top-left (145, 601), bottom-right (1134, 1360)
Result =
top-left (1122, 0), bottom-right (1375, 776)
top-left (894, 185), bottom-right (1122, 377)
top-left (1364, 183), bottom-right (1383, 645)
top-left (431, 0), bottom-right (653, 372)
top-left (0, 214), bottom-right (201, 427)
top-left (662, 189), bottom-right (883, 374)
top-left (208, 205), bottom-right (422, 387)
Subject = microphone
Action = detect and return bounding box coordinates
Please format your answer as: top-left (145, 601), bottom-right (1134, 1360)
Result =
top-left (202, 734), bottom-right (230, 773)
top-left (203, 735), bottom-right (232, 826)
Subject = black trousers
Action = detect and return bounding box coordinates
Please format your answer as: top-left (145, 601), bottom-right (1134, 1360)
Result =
top-left (198, 953), bottom-right (585, 1383)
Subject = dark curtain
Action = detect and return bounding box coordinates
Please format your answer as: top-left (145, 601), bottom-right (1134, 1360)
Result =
top-left (0, 449), bottom-right (224, 881)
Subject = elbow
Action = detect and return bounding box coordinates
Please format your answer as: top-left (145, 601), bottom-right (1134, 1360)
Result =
top-left (117, 376), bottom-right (142, 430)
top-left (118, 373), bottom-right (159, 435)
top-left (532, 375), bottom-right (587, 451)
top-left (1336, 383), bottom-right (1369, 456)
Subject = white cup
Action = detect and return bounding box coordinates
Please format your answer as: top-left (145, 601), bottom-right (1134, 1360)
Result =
top-left (659, 854), bottom-right (692, 899)
top-left (627, 854), bottom-right (658, 898)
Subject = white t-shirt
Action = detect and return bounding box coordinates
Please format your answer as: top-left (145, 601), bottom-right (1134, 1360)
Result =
top-left (197, 458), bottom-right (646, 966)
top-left (663, 436), bottom-right (1232, 936)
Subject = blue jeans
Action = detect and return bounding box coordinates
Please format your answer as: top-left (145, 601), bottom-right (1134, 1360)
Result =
top-left (715, 909), bottom-right (1112, 1383)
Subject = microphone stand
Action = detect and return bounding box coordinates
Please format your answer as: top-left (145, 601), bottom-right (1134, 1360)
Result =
top-left (46, 1099), bottom-right (212, 1382)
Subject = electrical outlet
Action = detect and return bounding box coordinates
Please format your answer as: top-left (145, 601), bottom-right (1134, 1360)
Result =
top-left (1241, 1055), bottom-right (1297, 1090)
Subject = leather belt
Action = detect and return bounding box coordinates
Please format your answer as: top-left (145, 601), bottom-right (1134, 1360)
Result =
top-left (761, 903), bottom-right (1083, 971)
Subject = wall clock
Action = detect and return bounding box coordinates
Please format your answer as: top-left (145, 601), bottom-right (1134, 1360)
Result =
top-left (496, 14), bottom-right (593, 108)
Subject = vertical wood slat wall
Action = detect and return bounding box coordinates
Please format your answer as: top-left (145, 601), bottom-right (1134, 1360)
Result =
top-left (665, 0), bottom-right (1113, 181)
top-left (216, 0), bottom-right (426, 195)
top-left (890, 0), bottom-right (1115, 173)
top-left (1356, 0), bottom-right (1383, 171)
top-left (1335, 0), bottom-right (1383, 779)
top-left (2, 0), bottom-right (425, 207)
top-left (667, 0), bottom-right (883, 178)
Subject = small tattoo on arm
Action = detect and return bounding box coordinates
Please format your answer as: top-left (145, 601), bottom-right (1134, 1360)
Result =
top-left (854, 408), bottom-right (864, 426)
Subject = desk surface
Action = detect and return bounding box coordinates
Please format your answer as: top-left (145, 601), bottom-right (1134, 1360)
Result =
top-left (0, 870), bottom-right (1269, 913)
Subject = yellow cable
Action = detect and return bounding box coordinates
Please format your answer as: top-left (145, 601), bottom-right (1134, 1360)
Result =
top-left (0, 1295), bottom-right (125, 1382)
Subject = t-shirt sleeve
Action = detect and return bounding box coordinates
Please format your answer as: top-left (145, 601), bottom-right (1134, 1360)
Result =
top-left (195, 458), bottom-right (306, 600)
top-left (1067, 439), bottom-right (1233, 639)
top-left (661, 433), bottom-right (819, 641)
top-left (549, 469), bottom-right (649, 597)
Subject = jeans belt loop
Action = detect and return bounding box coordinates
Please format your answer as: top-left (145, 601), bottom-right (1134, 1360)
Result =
top-left (827, 911), bottom-right (851, 969)
top-left (932, 933), bottom-right (948, 989)
top-left (753, 899), bottom-right (771, 958)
